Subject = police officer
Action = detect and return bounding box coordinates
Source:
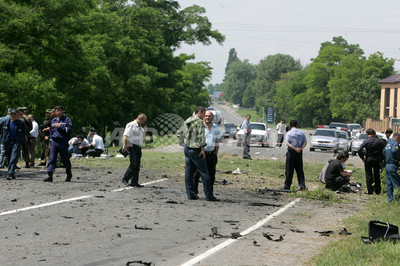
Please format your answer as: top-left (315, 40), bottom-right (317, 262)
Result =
top-left (383, 132), bottom-right (400, 202)
top-left (17, 107), bottom-right (32, 168)
top-left (38, 109), bottom-right (53, 166)
top-left (43, 106), bottom-right (73, 182)
top-left (358, 128), bottom-right (385, 194)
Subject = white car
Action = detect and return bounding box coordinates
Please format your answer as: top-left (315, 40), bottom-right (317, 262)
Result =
top-left (236, 122), bottom-right (271, 147)
top-left (309, 128), bottom-right (341, 153)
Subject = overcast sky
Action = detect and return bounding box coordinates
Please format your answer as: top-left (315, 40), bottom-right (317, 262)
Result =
top-left (176, 0), bottom-right (400, 84)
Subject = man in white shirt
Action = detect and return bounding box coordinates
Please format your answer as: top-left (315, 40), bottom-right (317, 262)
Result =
top-left (28, 114), bottom-right (39, 166)
top-left (86, 130), bottom-right (105, 157)
top-left (121, 114), bottom-right (147, 187)
top-left (276, 119), bottom-right (286, 148)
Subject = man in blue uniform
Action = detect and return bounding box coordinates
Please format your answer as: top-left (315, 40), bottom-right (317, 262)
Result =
top-left (383, 132), bottom-right (400, 202)
top-left (43, 106), bottom-right (73, 182)
top-left (0, 109), bottom-right (27, 180)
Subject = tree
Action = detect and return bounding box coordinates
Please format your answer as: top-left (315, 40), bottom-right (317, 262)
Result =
top-left (225, 48), bottom-right (239, 74)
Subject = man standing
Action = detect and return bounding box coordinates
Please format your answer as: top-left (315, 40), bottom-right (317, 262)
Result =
top-left (43, 106), bottom-right (73, 182)
top-left (358, 128), bottom-right (384, 194)
top-left (121, 114), bottom-right (147, 187)
top-left (383, 132), bottom-right (400, 202)
top-left (325, 152), bottom-right (352, 191)
top-left (86, 130), bottom-right (105, 157)
top-left (276, 119), bottom-right (286, 148)
top-left (17, 107), bottom-right (32, 168)
top-left (193, 111), bottom-right (221, 195)
top-left (178, 106), bottom-right (219, 201)
top-left (283, 120), bottom-right (307, 190)
top-left (28, 114), bottom-right (39, 166)
top-left (0, 109), bottom-right (26, 180)
top-left (38, 109), bottom-right (53, 166)
top-left (242, 114), bottom-right (252, 159)
top-left (0, 108), bottom-right (12, 168)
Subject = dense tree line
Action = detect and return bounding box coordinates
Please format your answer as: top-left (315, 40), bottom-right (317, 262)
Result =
top-left (221, 37), bottom-right (394, 127)
top-left (0, 0), bottom-right (224, 135)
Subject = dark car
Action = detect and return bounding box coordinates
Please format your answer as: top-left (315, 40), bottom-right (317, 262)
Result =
top-left (224, 123), bottom-right (237, 139)
top-left (329, 122), bottom-right (348, 130)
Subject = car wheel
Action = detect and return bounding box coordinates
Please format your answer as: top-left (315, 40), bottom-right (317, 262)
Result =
top-left (310, 148), bottom-right (315, 152)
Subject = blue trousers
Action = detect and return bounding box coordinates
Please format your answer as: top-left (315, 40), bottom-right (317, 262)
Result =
top-left (5, 140), bottom-right (20, 176)
top-left (123, 146), bottom-right (142, 185)
top-left (184, 145), bottom-right (213, 199)
top-left (0, 143), bottom-right (5, 167)
top-left (385, 163), bottom-right (400, 202)
top-left (47, 140), bottom-right (71, 174)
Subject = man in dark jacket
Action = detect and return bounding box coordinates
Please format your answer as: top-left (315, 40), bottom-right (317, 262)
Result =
top-left (0, 109), bottom-right (27, 180)
top-left (43, 106), bottom-right (73, 182)
top-left (358, 128), bottom-right (385, 194)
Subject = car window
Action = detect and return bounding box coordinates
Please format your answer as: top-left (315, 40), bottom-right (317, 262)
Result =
top-left (348, 124), bottom-right (361, 131)
top-left (250, 123), bottom-right (266, 130)
top-left (358, 134), bottom-right (368, 139)
top-left (314, 129), bottom-right (336, 137)
top-left (225, 124), bottom-right (235, 129)
top-left (337, 132), bottom-right (347, 139)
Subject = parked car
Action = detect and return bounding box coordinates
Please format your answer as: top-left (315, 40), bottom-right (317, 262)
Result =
top-left (348, 123), bottom-right (363, 138)
top-left (336, 130), bottom-right (352, 152)
top-left (236, 122), bottom-right (271, 147)
top-left (309, 128), bottom-right (341, 153)
top-left (350, 133), bottom-right (368, 156)
top-left (329, 122), bottom-right (349, 131)
top-left (223, 123), bottom-right (237, 139)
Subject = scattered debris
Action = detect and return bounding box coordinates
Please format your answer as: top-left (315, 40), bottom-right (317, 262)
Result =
top-left (290, 228), bottom-right (305, 233)
top-left (166, 200), bottom-right (179, 204)
top-left (162, 173), bottom-right (168, 178)
top-left (126, 260), bottom-right (154, 266)
top-left (257, 187), bottom-right (291, 193)
top-left (248, 202), bottom-right (282, 207)
top-left (339, 228), bottom-right (352, 235)
top-left (262, 233), bottom-right (285, 242)
top-left (52, 242), bottom-right (70, 245)
top-left (11, 199), bottom-right (17, 202)
top-left (315, 230), bottom-right (334, 236)
top-left (135, 225), bottom-right (152, 230)
top-left (264, 225), bottom-right (282, 230)
top-left (34, 232), bottom-right (40, 236)
top-left (223, 220), bottom-right (239, 224)
top-left (61, 216), bottom-right (74, 219)
top-left (117, 233), bottom-right (121, 237)
top-left (253, 240), bottom-right (260, 246)
top-left (94, 195), bottom-right (105, 198)
top-left (231, 232), bottom-right (241, 239)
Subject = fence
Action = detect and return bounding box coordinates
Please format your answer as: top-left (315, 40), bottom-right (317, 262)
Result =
top-left (365, 117), bottom-right (400, 133)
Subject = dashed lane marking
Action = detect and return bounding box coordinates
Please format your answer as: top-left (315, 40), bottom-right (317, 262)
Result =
top-left (0, 178), bottom-right (168, 216)
top-left (180, 198), bottom-right (301, 266)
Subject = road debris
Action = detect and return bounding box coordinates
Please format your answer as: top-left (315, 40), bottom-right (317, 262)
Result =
top-left (262, 233), bottom-right (285, 241)
top-left (135, 225), bottom-right (152, 230)
top-left (315, 230), bottom-right (334, 236)
top-left (248, 202), bottom-right (282, 207)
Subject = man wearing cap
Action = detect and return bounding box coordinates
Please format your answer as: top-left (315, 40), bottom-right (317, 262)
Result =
top-left (43, 106), bottom-right (73, 182)
top-left (0, 109), bottom-right (27, 180)
top-left (17, 107), bottom-right (32, 168)
top-left (38, 109), bottom-right (53, 166)
top-left (0, 108), bottom-right (12, 168)
top-left (86, 129), bottom-right (105, 157)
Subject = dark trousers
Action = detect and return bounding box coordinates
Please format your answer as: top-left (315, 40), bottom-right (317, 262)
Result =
top-left (193, 151), bottom-right (217, 194)
top-left (40, 138), bottom-right (50, 163)
top-left (86, 148), bottom-right (104, 157)
top-left (243, 133), bottom-right (251, 158)
top-left (284, 149), bottom-right (306, 189)
top-left (47, 140), bottom-right (71, 175)
top-left (326, 176), bottom-right (350, 191)
top-left (5, 140), bottom-right (20, 176)
top-left (277, 134), bottom-right (284, 147)
top-left (365, 156), bottom-right (381, 194)
top-left (184, 145), bottom-right (213, 199)
top-left (122, 146), bottom-right (142, 185)
top-left (29, 137), bottom-right (36, 166)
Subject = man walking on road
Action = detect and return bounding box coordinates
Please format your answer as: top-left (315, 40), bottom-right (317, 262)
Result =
top-left (283, 120), bottom-right (307, 190)
top-left (121, 114), bottom-right (147, 187)
top-left (178, 106), bottom-right (219, 201)
top-left (242, 114), bottom-right (252, 159)
top-left (358, 128), bottom-right (384, 194)
top-left (44, 106), bottom-right (73, 182)
top-left (276, 119), bottom-right (286, 148)
top-left (193, 110), bottom-right (221, 195)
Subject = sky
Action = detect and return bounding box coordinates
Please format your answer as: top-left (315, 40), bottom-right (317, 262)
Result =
top-left (176, 0), bottom-right (400, 84)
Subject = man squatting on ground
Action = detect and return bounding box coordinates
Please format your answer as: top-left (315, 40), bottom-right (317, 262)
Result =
top-left (325, 152), bottom-right (353, 191)
top-left (43, 106), bottom-right (73, 182)
top-left (121, 114), bottom-right (147, 187)
top-left (383, 132), bottom-right (400, 202)
top-left (283, 120), bottom-right (307, 190)
top-left (178, 106), bottom-right (219, 201)
top-left (358, 128), bottom-right (384, 194)
top-left (193, 110), bottom-right (221, 196)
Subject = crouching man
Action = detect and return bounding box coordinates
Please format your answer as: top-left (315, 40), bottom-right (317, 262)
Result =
top-left (325, 152), bottom-right (352, 191)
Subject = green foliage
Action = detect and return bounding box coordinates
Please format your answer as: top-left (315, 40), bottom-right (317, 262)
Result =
top-left (292, 188), bottom-right (342, 202)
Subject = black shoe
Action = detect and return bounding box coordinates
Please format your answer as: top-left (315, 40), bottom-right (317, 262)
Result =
top-left (299, 187), bottom-right (308, 191)
top-left (206, 197), bottom-right (220, 202)
top-left (364, 191), bottom-right (373, 195)
top-left (43, 177), bottom-right (53, 182)
top-left (122, 179), bottom-right (129, 186)
top-left (15, 166), bottom-right (21, 170)
top-left (130, 183), bottom-right (144, 187)
top-left (25, 163), bottom-right (30, 168)
top-left (65, 175), bottom-right (72, 182)
top-left (6, 175), bottom-right (15, 180)
top-left (243, 156), bottom-right (252, 160)
top-left (188, 195), bottom-right (199, 200)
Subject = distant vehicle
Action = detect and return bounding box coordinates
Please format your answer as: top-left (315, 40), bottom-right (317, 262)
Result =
top-left (348, 123), bottom-right (363, 137)
top-left (350, 133), bottom-right (368, 156)
top-left (336, 130), bottom-right (352, 152)
top-left (310, 128), bottom-right (341, 153)
top-left (236, 122), bottom-right (271, 147)
top-left (224, 123), bottom-right (237, 139)
top-left (329, 122), bottom-right (348, 131)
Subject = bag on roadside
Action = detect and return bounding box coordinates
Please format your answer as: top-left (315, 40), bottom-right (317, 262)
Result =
top-left (368, 220), bottom-right (399, 242)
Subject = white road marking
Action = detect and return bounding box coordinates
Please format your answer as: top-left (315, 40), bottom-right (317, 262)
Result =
top-left (180, 198), bottom-right (301, 266)
top-left (0, 178), bottom-right (168, 216)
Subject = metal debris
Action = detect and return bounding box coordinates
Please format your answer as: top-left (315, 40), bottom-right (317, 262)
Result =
top-left (262, 233), bottom-right (285, 242)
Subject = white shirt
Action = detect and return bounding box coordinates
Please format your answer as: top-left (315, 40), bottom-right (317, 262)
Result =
top-left (123, 120), bottom-right (145, 146)
top-left (204, 124), bottom-right (221, 152)
top-left (91, 134), bottom-right (105, 150)
top-left (276, 122), bottom-right (286, 134)
top-left (30, 120), bottom-right (39, 138)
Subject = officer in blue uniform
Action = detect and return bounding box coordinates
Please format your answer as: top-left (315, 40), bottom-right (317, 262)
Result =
top-left (383, 132), bottom-right (400, 202)
top-left (43, 106), bottom-right (73, 182)
top-left (0, 109), bottom-right (27, 180)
